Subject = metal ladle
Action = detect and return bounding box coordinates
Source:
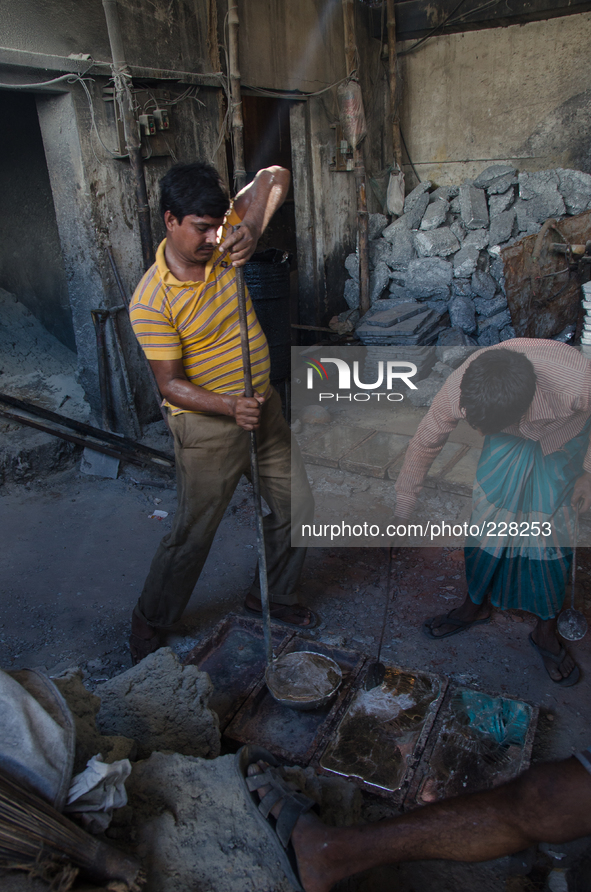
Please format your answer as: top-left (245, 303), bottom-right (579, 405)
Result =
top-left (234, 252), bottom-right (341, 710)
top-left (557, 501), bottom-right (588, 641)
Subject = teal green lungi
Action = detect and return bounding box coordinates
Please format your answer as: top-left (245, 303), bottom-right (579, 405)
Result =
top-left (465, 420), bottom-right (590, 620)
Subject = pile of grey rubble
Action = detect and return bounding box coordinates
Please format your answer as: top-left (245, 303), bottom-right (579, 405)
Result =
top-left (343, 165), bottom-right (591, 346)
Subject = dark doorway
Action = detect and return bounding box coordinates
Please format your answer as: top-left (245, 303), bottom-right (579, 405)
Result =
top-left (0, 90), bottom-right (74, 350)
top-left (228, 94), bottom-right (297, 262)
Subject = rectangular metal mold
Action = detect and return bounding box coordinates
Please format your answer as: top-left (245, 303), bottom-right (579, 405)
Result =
top-left (315, 664), bottom-right (448, 805)
top-left (224, 638), bottom-right (366, 765)
top-left (183, 614), bottom-right (294, 731)
top-left (404, 685), bottom-right (538, 809)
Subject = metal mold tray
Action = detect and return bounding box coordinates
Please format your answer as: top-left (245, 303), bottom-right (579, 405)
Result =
top-left (183, 613), bottom-right (294, 730)
top-left (405, 685), bottom-right (538, 809)
top-left (224, 637), bottom-right (366, 765)
top-left (315, 664), bottom-right (448, 804)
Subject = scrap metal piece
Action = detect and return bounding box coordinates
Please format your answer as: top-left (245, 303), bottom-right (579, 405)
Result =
top-left (501, 210), bottom-right (591, 338)
top-left (318, 665), bottom-right (446, 795)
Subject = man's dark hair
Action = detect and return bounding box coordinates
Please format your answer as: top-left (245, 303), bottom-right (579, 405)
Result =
top-left (159, 162), bottom-right (230, 222)
top-left (459, 349), bottom-right (537, 434)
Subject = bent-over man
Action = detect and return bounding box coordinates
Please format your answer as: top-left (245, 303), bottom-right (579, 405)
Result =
top-left (394, 339), bottom-right (591, 686)
top-left (128, 162), bottom-right (314, 663)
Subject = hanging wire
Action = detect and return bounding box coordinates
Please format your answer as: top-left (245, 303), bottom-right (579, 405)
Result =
top-left (400, 126), bottom-right (421, 183)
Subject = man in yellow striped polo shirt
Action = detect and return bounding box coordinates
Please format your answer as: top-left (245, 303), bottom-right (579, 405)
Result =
top-left (128, 162), bottom-right (314, 662)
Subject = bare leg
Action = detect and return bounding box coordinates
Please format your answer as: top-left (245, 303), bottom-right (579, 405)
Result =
top-left (249, 758), bottom-right (591, 892)
top-left (531, 616), bottom-right (577, 682)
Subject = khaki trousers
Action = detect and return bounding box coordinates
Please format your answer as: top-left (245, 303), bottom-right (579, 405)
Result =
top-left (135, 389), bottom-right (314, 628)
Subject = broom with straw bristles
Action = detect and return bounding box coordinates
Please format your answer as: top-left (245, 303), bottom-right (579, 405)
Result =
top-left (0, 769), bottom-right (145, 891)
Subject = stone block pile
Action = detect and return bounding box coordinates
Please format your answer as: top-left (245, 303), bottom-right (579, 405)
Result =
top-left (343, 165), bottom-right (591, 347)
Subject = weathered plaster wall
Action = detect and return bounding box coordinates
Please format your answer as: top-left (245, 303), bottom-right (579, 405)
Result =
top-left (0, 0), bottom-right (212, 73)
top-left (238, 0), bottom-right (346, 92)
top-left (36, 80), bottom-right (222, 421)
top-left (0, 0), bottom-right (224, 421)
top-left (0, 91), bottom-right (74, 350)
top-left (398, 12), bottom-right (591, 186)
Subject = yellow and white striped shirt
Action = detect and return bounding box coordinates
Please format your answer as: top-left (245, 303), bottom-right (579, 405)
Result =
top-left (129, 208), bottom-right (270, 414)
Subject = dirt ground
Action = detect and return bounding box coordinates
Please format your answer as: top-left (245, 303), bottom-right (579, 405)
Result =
top-left (2, 455), bottom-right (590, 758)
top-left (2, 446), bottom-right (591, 890)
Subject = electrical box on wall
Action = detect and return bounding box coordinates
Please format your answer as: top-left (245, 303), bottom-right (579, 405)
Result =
top-left (139, 114), bottom-right (156, 137)
top-left (103, 87), bottom-right (175, 158)
top-left (153, 109), bottom-right (170, 131)
top-left (329, 123), bottom-right (354, 172)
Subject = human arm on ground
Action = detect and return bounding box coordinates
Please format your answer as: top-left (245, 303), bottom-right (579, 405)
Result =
top-left (220, 166), bottom-right (291, 266)
top-left (149, 358), bottom-right (264, 431)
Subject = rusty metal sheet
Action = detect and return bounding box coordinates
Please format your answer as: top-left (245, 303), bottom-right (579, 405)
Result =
top-left (501, 211), bottom-right (591, 338)
top-left (224, 638), bottom-right (366, 765)
top-left (183, 614), bottom-right (294, 731)
top-left (315, 665), bottom-right (447, 804)
top-left (404, 686), bottom-right (538, 809)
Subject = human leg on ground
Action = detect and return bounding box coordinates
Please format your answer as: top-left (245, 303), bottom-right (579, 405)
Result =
top-left (530, 615), bottom-right (578, 683)
top-left (131, 410), bottom-right (250, 657)
top-left (424, 590), bottom-right (491, 639)
top-left (244, 753), bottom-right (591, 892)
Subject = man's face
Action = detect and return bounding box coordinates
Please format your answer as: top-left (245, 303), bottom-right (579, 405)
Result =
top-left (164, 210), bottom-right (225, 265)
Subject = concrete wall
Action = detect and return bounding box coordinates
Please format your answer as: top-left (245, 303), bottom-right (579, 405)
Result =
top-left (0, 90), bottom-right (74, 350)
top-left (35, 79), bottom-right (223, 423)
top-left (0, 0), bottom-right (212, 73)
top-left (398, 12), bottom-right (591, 187)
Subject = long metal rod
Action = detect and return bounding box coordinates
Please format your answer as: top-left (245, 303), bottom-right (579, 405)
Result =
top-left (105, 246), bottom-right (171, 432)
top-left (0, 46), bottom-right (224, 87)
top-left (91, 310), bottom-right (113, 431)
top-left (0, 392), bottom-right (173, 465)
top-left (235, 261), bottom-right (273, 665)
top-left (102, 0), bottom-right (154, 270)
top-left (109, 309), bottom-right (143, 439)
top-left (0, 407), bottom-right (173, 470)
top-left (375, 547), bottom-right (394, 668)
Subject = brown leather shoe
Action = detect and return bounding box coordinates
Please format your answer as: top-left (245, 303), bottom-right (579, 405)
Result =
top-left (129, 630), bottom-right (163, 665)
top-left (129, 611), bottom-right (164, 665)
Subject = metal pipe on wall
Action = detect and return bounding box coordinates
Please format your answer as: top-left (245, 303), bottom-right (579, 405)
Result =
top-left (341, 0), bottom-right (370, 317)
top-left (102, 0), bottom-right (155, 270)
top-left (227, 0), bottom-right (246, 192)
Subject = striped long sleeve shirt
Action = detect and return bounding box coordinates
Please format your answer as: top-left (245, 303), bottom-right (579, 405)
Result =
top-left (129, 208), bottom-right (270, 415)
top-left (394, 339), bottom-right (591, 519)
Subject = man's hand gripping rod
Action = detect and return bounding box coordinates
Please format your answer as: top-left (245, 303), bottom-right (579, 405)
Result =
top-left (234, 242), bottom-right (273, 665)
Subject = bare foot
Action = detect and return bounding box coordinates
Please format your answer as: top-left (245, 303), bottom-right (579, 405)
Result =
top-left (531, 618), bottom-right (577, 682)
top-left (246, 760), bottom-right (354, 892)
top-left (245, 595), bottom-right (314, 627)
top-left (426, 594), bottom-right (490, 638)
